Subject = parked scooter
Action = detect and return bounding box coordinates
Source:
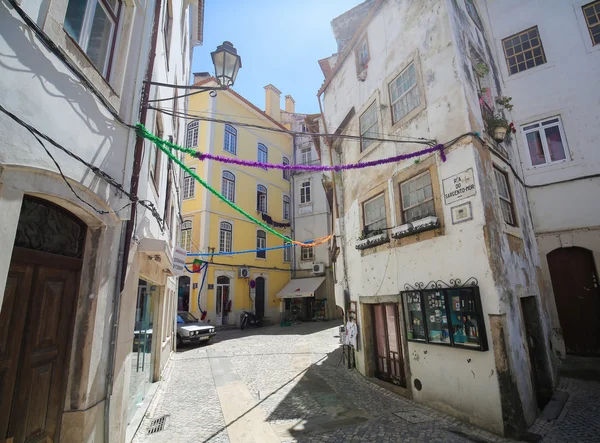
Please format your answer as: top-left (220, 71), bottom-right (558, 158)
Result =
top-left (240, 310), bottom-right (262, 330)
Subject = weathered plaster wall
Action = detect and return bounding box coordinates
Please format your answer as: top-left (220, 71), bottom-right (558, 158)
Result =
top-left (447, 0), bottom-right (557, 433)
top-left (322, 0), bottom-right (554, 435)
top-left (478, 0), bottom-right (600, 362)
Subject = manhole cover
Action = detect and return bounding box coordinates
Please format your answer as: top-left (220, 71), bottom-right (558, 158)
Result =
top-left (393, 409), bottom-right (433, 424)
top-left (147, 415), bottom-right (170, 434)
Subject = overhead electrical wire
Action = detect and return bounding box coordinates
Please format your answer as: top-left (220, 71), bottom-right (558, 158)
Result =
top-left (136, 123), bottom-right (446, 172)
top-left (0, 103), bottom-right (164, 228)
top-left (150, 106), bottom-right (437, 146)
top-left (6, 0), bottom-right (135, 130)
top-left (140, 124), bottom-right (329, 246)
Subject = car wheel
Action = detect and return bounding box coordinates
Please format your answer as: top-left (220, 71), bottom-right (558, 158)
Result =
top-left (176, 335), bottom-right (183, 349)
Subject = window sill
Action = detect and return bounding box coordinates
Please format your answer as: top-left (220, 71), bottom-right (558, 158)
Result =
top-left (223, 149), bottom-right (237, 156)
top-left (358, 141), bottom-right (382, 161)
top-left (356, 233), bottom-right (390, 250)
top-left (62, 29), bottom-right (120, 104)
top-left (504, 63), bottom-right (556, 83)
top-left (391, 216), bottom-right (440, 239)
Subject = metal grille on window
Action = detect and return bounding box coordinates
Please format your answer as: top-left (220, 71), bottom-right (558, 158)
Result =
top-left (502, 27), bottom-right (546, 75)
top-left (219, 222), bottom-right (232, 252)
top-left (283, 241), bottom-right (291, 262)
top-left (363, 194), bottom-right (386, 232)
top-left (186, 120), bottom-right (199, 148)
top-left (15, 197), bottom-right (85, 258)
top-left (257, 185), bottom-right (267, 213)
top-left (401, 172), bottom-right (435, 223)
top-left (360, 102), bottom-right (378, 151)
top-left (583, 1), bottom-right (600, 45)
top-left (222, 171), bottom-right (235, 202)
top-left (180, 221), bottom-right (192, 251)
top-left (224, 124), bottom-right (237, 154)
top-left (494, 169), bottom-right (515, 226)
top-left (183, 169), bottom-right (195, 199)
top-left (256, 230), bottom-right (266, 258)
top-left (389, 62), bottom-right (420, 124)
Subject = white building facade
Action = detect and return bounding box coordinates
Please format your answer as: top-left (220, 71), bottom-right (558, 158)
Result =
top-left (278, 98), bottom-right (337, 321)
top-left (480, 0), bottom-right (600, 359)
top-left (319, 0), bottom-right (556, 437)
top-left (0, 0), bottom-right (200, 441)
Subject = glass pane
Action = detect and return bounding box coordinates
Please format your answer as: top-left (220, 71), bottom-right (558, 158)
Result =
top-left (494, 170), bottom-right (509, 199)
top-left (526, 130), bottom-right (546, 166)
top-left (423, 291), bottom-right (450, 344)
top-left (448, 288), bottom-right (483, 348)
top-left (86, 1), bottom-right (114, 74)
top-left (404, 292), bottom-right (426, 341)
top-left (501, 200), bottom-right (514, 225)
top-left (544, 126), bottom-right (566, 161)
top-left (64, 0), bottom-right (87, 41)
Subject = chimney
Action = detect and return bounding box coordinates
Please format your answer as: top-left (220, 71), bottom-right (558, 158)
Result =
top-left (193, 71), bottom-right (211, 84)
top-left (264, 84), bottom-right (281, 122)
top-left (284, 95), bottom-right (295, 114)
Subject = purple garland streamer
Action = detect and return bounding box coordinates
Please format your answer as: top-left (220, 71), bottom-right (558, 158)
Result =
top-left (195, 144), bottom-right (446, 171)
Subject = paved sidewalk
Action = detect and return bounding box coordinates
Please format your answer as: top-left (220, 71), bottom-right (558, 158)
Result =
top-left (132, 323), bottom-right (600, 443)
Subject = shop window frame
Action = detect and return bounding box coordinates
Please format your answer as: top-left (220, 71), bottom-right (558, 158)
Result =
top-left (401, 279), bottom-right (488, 352)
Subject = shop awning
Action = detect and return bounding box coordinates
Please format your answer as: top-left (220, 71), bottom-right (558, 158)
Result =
top-left (276, 277), bottom-right (326, 299)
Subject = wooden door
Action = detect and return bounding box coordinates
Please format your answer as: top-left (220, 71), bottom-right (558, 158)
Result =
top-left (547, 247), bottom-right (600, 355)
top-left (255, 277), bottom-right (265, 318)
top-left (0, 256), bottom-right (79, 443)
top-left (372, 304), bottom-right (406, 387)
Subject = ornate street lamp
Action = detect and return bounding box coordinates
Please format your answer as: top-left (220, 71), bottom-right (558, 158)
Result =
top-left (211, 41), bottom-right (242, 88)
top-left (145, 42), bottom-right (241, 98)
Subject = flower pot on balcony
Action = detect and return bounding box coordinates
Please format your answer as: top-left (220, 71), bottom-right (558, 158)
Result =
top-left (356, 233), bottom-right (389, 250)
top-left (492, 126), bottom-right (508, 142)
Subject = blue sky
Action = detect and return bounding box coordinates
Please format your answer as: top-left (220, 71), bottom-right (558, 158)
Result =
top-left (191, 0), bottom-right (363, 115)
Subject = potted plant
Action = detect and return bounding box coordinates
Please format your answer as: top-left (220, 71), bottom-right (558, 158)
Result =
top-left (495, 95), bottom-right (514, 112)
top-left (483, 96), bottom-right (516, 142)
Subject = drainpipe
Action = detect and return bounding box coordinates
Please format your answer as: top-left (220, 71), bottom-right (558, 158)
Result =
top-left (120, 0), bottom-right (163, 292)
top-left (106, 0), bottom-right (163, 440)
top-left (291, 133), bottom-right (297, 279)
top-left (104, 223), bottom-right (127, 443)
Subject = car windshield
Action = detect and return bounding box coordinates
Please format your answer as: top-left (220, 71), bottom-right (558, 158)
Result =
top-left (177, 312), bottom-right (199, 324)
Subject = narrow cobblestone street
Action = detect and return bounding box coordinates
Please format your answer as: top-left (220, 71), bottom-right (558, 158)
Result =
top-left (132, 323), bottom-right (600, 443)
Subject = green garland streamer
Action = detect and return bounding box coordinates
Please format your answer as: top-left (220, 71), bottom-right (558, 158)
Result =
top-left (137, 124), bottom-right (294, 243)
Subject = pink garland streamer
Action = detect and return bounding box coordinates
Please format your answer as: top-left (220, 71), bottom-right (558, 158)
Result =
top-left (195, 144), bottom-right (445, 171)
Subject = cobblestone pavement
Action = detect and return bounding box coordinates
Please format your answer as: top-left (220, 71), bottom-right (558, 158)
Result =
top-left (132, 322), bottom-right (600, 443)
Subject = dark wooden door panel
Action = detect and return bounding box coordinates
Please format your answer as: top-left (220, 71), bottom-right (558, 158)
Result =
top-left (10, 266), bottom-right (78, 443)
top-left (548, 247), bottom-right (600, 355)
top-left (0, 264), bottom-right (34, 442)
top-left (372, 304), bottom-right (406, 387)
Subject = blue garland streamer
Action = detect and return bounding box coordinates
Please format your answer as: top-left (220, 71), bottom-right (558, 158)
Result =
top-left (187, 239), bottom-right (318, 257)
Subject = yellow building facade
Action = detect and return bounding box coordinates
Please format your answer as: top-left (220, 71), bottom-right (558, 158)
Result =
top-left (180, 78), bottom-right (293, 326)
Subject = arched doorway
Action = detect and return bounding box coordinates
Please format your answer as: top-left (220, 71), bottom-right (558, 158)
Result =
top-left (216, 276), bottom-right (231, 325)
top-left (0, 196), bottom-right (85, 443)
top-left (255, 277), bottom-right (265, 318)
top-left (547, 247), bottom-right (600, 355)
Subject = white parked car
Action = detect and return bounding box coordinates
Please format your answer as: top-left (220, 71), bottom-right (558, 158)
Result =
top-left (176, 311), bottom-right (216, 348)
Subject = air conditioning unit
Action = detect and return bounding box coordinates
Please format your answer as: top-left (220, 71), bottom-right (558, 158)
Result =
top-left (312, 263), bottom-right (325, 275)
top-left (238, 267), bottom-right (250, 278)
